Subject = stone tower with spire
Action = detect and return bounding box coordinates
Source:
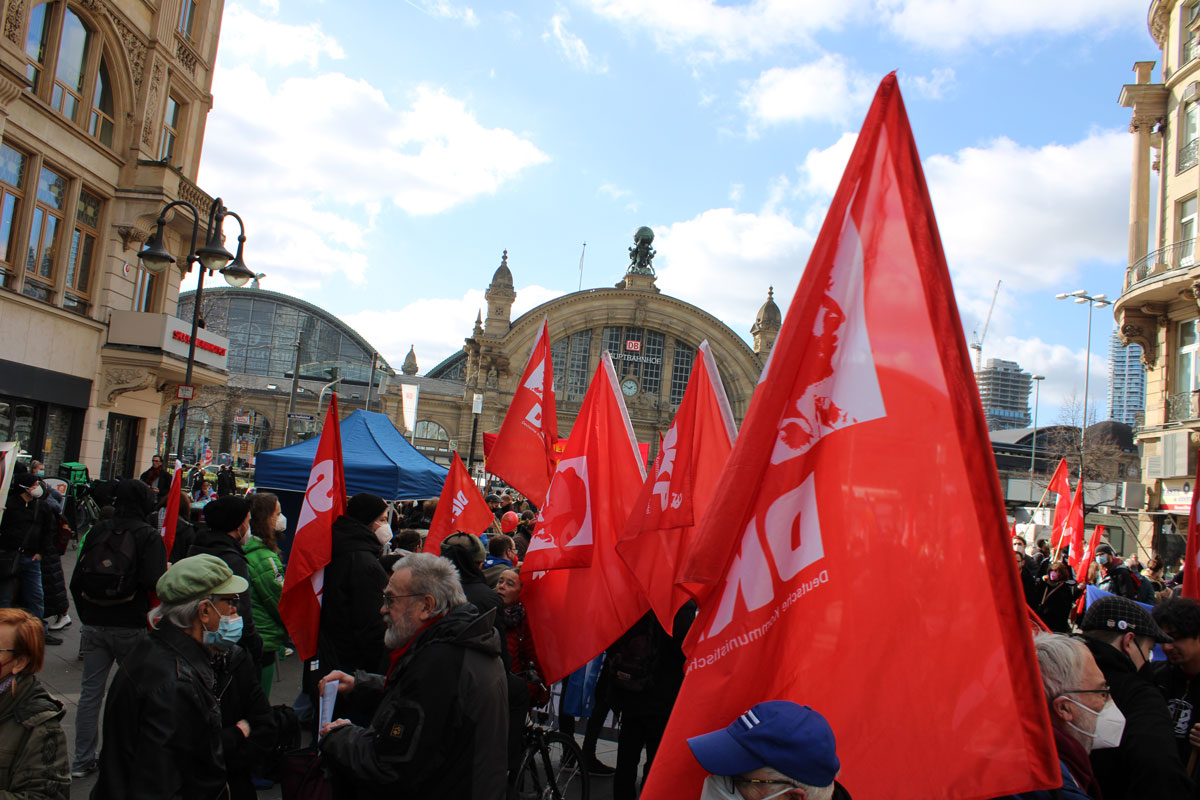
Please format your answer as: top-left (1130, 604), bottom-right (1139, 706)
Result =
top-left (751, 286), bottom-right (781, 356)
top-left (484, 250), bottom-right (516, 337)
top-left (402, 345), bottom-right (418, 376)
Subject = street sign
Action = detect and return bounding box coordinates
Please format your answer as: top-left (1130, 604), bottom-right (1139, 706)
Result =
top-left (287, 413), bottom-right (314, 421)
top-left (176, 384), bottom-right (195, 400)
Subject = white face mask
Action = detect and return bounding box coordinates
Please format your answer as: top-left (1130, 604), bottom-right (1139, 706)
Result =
top-left (27, 484), bottom-right (43, 499)
top-left (1064, 696), bottom-right (1126, 750)
top-left (374, 521), bottom-right (392, 548)
top-left (275, 513), bottom-right (287, 533)
top-left (700, 776), bottom-right (795, 800)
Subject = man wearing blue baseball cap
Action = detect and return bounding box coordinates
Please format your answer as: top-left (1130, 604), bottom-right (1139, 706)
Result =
top-left (687, 701), bottom-right (851, 799)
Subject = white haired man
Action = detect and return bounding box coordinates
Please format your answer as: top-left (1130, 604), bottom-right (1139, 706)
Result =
top-left (318, 552), bottom-right (508, 799)
top-left (687, 701), bottom-right (850, 799)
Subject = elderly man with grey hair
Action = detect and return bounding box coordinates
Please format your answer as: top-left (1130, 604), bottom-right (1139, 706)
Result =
top-left (992, 632), bottom-right (1110, 800)
top-left (318, 552), bottom-right (508, 799)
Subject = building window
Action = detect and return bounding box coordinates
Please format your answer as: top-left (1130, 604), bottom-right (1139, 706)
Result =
top-left (670, 342), bottom-right (695, 406)
top-left (159, 95), bottom-right (181, 162)
top-left (132, 265), bottom-right (156, 312)
top-left (24, 3), bottom-right (117, 149)
top-left (414, 420), bottom-right (449, 441)
top-left (1186, 3), bottom-right (1200, 64)
top-left (1178, 320), bottom-right (1199, 396)
top-left (1182, 103), bottom-right (1199, 174)
top-left (23, 165), bottom-right (66, 302)
top-left (178, 0), bottom-right (197, 38)
top-left (0, 144), bottom-right (26, 289)
top-left (1181, 196), bottom-right (1197, 268)
top-left (63, 188), bottom-right (99, 314)
top-left (566, 330), bottom-right (592, 400)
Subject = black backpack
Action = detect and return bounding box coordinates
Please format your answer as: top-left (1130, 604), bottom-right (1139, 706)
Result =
top-left (76, 521), bottom-right (144, 606)
top-left (608, 616), bottom-right (659, 693)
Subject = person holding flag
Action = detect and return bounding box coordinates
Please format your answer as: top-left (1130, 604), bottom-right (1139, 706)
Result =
top-left (1094, 543), bottom-right (1139, 601)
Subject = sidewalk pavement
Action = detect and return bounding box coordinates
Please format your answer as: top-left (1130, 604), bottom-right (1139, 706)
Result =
top-left (43, 546), bottom-right (621, 798)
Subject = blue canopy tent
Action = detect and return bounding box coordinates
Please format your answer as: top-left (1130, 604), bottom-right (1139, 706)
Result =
top-left (255, 409), bottom-right (448, 500)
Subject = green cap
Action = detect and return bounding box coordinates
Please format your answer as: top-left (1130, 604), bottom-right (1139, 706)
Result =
top-left (157, 554), bottom-right (249, 604)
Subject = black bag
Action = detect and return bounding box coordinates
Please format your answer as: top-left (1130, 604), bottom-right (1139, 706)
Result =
top-left (281, 748), bottom-right (331, 800)
top-left (262, 705), bottom-right (303, 783)
top-left (75, 521), bottom-right (143, 605)
top-left (0, 550), bottom-right (19, 578)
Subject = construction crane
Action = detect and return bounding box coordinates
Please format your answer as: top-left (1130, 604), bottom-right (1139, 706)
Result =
top-left (970, 280), bottom-right (1001, 373)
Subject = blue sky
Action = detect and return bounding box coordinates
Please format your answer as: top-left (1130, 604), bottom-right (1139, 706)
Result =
top-left (192, 0), bottom-right (1153, 424)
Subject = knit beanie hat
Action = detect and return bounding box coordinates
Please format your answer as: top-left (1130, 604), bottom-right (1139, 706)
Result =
top-left (347, 493), bottom-right (388, 526)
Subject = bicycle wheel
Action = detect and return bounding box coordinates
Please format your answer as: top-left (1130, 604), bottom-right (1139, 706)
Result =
top-left (539, 730), bottom-right (589, 800)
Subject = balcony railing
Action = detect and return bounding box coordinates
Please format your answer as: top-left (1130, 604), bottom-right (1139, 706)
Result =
top-left (1125, 237), bottom-right (1197, 290)
top-left (1167, 390), bottom-right (1199, 423)
top-left (1181, 139), bottom-right (1200, 174)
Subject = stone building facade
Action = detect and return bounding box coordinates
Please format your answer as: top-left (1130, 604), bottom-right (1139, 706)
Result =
top-left (0, 0), bottom-right (229, 480)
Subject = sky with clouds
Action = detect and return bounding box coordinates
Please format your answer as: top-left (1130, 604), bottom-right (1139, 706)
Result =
top-left (193, 0), bottom-right (1155, 424)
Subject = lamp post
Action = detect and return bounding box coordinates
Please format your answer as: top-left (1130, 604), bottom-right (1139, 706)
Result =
top-left (138, 197), bottom-right (255, 466)
top-left (466, 392), bottom-right (483, 477)
top-left (1029, 374), bottom-right (1045, 501)
top-left (1054, 289), bottom-right (1112, 481)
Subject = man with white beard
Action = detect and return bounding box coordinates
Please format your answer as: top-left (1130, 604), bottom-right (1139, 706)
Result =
top-left (317, 552), bottom-right (507, 799)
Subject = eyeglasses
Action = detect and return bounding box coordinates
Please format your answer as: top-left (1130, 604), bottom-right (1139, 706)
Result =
top-left (1061, 687), bottom-right (1111, 702)
top-left (208, 594), bottom-right (240, 608)
top-left (382, 593), bottom-right (424, 608)
top-left (720, 775), bottom-right (803, 793)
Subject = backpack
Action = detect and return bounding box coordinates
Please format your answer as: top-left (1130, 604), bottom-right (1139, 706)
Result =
top-left (1132, 570), bottom-right (1157, 604)
top-left (607, 616), bottom-right (659, 693)
top-left (75, 520), bottom-right (144, 605)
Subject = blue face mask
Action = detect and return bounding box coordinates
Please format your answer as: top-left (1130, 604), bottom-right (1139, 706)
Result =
top-left (203, 609), bottom-right (243, 650)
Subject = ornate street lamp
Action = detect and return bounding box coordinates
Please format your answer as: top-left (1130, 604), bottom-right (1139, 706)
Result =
top-left (138, 197), bottom-right (257, 463)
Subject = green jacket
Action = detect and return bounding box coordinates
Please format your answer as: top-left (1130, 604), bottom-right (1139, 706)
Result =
top-left (243, 536), bottom-right (288, 654)
top-left (0, 675), bottom-right (68, 799)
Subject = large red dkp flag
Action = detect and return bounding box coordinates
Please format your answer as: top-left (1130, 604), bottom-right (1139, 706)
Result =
top-left (486, 318), bottom-right (559, 507)
top-left (1047, 457), bottom-right (1072, 549)
top-left (523, 351), bottom-right (644, 572)
top-left (1183, 458), bottom-right (1200, 601)
top-left (617, 340), bottom-right (736, 630)
top-left (643, 75), bottom-right (1057, 799)
top-left (426, 450), bottom-right (495, 556)
top-left (278, 394), bottom-right (347, 661)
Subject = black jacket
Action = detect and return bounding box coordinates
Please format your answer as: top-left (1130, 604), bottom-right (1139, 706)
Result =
top-left (139, 467), bottom-right (171, 505)
top-left (214, 645), bottom-right (275, 800)
top-left (317, 516), bottom-right (389, 682)
top-left (169, 517), bottom-right (196, 565)
top-left (91, 624), bottom-right (226, 800)
top-left (606, 604), bottom-right (691, 718)
top-left (188, 528), bottom-right (264, 667)
top-left (216, 469), bottom-right (237, 498)
top-left (0, 491), bottom-right (54, 556)
top-left (1098, 564), bottom-right (1139, 601)
top-left (321, 605), bottom-right (508, 800)
top-left (70, 515), bottom-right (167, 629)
top-left (441, 546), bottom-right (506, 668)
top-left (1082, 636), bottom-right (1193, 800)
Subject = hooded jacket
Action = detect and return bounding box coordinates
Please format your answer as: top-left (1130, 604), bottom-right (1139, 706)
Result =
top-left (243, 536), bottom-right (287, 655)
top-left (317, 516), bottom-right (389, 679)
top-left (92, 624), bottom-right (226, 800)
top-left (0, 489), bottom-right (53, 556)
top-left (1082, 635), bottom-right (1193, 800)
top-left (320, 605), bottom-right (508, 800)
top-left (188, 527), bottom-right (264, 667)
top-left (0, 674), bottom-right (68, 798)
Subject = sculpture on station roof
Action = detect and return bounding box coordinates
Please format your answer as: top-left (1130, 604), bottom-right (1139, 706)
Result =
top-left (627, 226), bottom-right (656, 276)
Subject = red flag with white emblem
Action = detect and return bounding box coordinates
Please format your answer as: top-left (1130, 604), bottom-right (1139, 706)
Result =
top-left (1047, 457), bottom-right (1072, 549)
top-left (487, 318), bottom-right (559, 507)
top-left (426, 451), bottom-right (495, 556)
top-left (160, 467), bottom-right (183, 558)
top-left (641, 75), bottom-right (1057, 799)
top-left (1057, 480), bottom-right (1084, 564)
top-left (522, 352), bottom-right (644, 572)
top-left (1183, 459), bottom-right (1200, 600)
top-left (617, 340), bottom-right (737, 630)
top-left (279, 394), bottom-right (346, 661)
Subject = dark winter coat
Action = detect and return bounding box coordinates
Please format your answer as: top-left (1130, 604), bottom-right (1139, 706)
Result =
top-left (1098, 563), bottom-right (1139, 601)
top-left (1083, 635), bottom-right (1193, 800)
top-left (606, 604), bottom-right (691, 719)
top-left (139, 467), bottom-right (171, 505)
top-left (169, 516), bottom-right (196, 564)
top-left (0, 674), bottom-right (69, 798)
top-left (0, 491), bottom-right (54, 556)
top-left (317, 516), bottom-right (389, 679)
top-left (214, 645), bottom-right (275, 800)
top-left (440, 545), bottom-right (505, 667)
top-left (91, 624), bottom-right (226, 800)
top-left (216, 468), bottom-right (237, 498)
top-left (188, 528), bottom-right (264, 667)
top-left (320, 605), bottom-right (508, 800)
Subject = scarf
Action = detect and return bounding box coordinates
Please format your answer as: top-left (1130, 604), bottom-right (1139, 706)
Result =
top-left (502, 602), bottom-right (526, 630)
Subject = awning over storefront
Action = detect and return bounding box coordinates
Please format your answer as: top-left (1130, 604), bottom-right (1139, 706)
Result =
top-left (0, 359), bottom-right (91, 408)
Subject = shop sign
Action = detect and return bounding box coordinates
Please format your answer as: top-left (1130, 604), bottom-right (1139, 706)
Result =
top-left (1162, 479), bottom-right (1195, 512)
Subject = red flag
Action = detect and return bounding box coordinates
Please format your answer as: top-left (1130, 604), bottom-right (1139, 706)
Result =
top-left (1073, 525), bottom-right (1106, 615)
top-left (522, 352), bottom-right (644, 572)
top-left (641, 75), bottom-right (1057, 800)
top-left (278, 394), bottom-right (346, 661)
top-left (426, 451), bottom-right (494, 556)
top-left (1057, 480), bottom-right (1084, 563)
top-left (160, 468), bottom-right (183, 559)
top-left (1047, 458), bottom-right (1072, 549)
top-left (617, 340), bottom-right (737, 629)
top-left (486, 318), bottom-right (559, 507)
top-left (1184, 457), bottom-right (1200, 600)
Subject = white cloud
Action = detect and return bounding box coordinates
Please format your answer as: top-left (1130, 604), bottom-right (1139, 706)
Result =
top-left (728, 183), bottom-right (744, 204)
top-left (544, 13), bottom-right (608, 73)
top-left (199, 64), bottom-right (549, 290)
top-left (742, 56), bottom-right (875, 131)
top-left (923, 130), bottom-right (1129, 306)
top-left (579, 0), bottom-right (867, 61)
top-left (797, 131), bottom-right (858, 196)
top-left (342, 284), bottom-right (563, 372)
top-left (906, 66), bottom-right (956, 100)
top-left (991, 334), bottom-right (1109, 420)
top-left (654, 208), bottom-right (814, 332)
top-left (405, 0), bottom-right (479, 27)
top-left (220, 4), bottom-right (345, 67)
top-left (599, 183), bottom-right (632, 200)
top-left (878, 0), bottom-right (1143, 49)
